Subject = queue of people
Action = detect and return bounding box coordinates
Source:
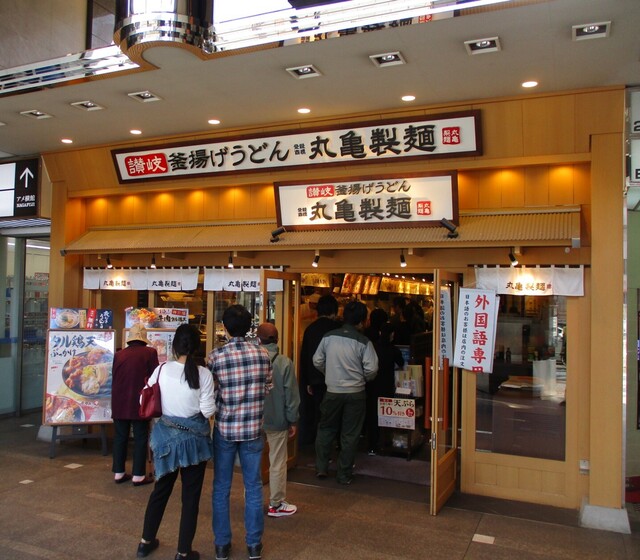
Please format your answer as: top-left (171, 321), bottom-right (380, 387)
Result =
top-left (110, 293), bottom-right (421, 560)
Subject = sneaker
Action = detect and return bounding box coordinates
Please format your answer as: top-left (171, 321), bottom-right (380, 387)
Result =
top-left (215, 544), bottom-right (231, 560)
top-left (268, 501), bottom-right (297, 517)
top-left (367, 449), bottom-right (376, 456)
top-left (247, 543), bottom-right (263, 559)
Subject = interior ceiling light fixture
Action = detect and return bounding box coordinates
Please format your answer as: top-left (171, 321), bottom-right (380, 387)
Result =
top-left (369, 51), bottom-right (406, 67)
top-left (522, 80), bottom-right (538, 88)
top-left (286, 64), bottom-right (322, 79)
top-left (271, 226), bottom-right (286, 243)
top-left (400, 249), bottom-right (407, 268)
top-left (440, 218), bottom-right (459, 238)
top-left (227, 252), bottom-right (234, 269)
top-left (312, 250), bottom-right (320, 268)
top-left (572, 21), bottom-right (611, 41)
top-left (106, 255), bottom-right (113, 269)
top-left (20, 109), bottom-right (52, 120)
top-left (127, 90), bottom-right (162, 103)
top-left (464, 36), bottom-right (501, 55)
top-left (509, 250), bottom-right (519, 267)
top-left (70, 100), bottom-right (104, 111)
top-left (150, 254), bottom-right (156, 269)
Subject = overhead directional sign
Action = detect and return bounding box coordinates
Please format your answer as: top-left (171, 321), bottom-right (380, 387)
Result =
top-left (0, 158), bottom-right (39, 218)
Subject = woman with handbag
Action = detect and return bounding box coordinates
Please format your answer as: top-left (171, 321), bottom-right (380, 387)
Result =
top-left (137, 324), bottom-right (215, 560)
top-left (111, 323), bottom-right (159, 485)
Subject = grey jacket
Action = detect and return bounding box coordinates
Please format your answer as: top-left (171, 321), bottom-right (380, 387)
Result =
top-left (313, 324), bottom-right (378, 393)
top-left (262, 343), bottom-right (300, 432)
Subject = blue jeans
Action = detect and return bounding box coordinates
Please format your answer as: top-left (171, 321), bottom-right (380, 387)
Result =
top-left (212, 427), bottom-right (264, 547)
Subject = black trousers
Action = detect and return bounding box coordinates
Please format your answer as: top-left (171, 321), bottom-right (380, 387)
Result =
top-left (141, 461), bottom-right (207, 553)
top-left (112, 419), bottom-right (149, 477)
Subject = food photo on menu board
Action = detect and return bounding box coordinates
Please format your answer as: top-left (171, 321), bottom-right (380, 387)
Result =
top-left (49, 308), bottom-right (113, 329)
top-left (125, 307), bottom-right (189, 329)
top-left (125, 328), bottom-right (176, 363)
top-left (43, 330), bottom-right (115, 425)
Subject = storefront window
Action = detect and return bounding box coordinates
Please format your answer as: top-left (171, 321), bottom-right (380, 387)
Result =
top-left (475, 295), bottom-right (567, 461)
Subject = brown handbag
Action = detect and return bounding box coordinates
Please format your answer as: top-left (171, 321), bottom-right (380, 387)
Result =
top-left (139, 363), bottom-right (164, 420)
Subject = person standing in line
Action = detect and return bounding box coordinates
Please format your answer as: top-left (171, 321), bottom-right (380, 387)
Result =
top-left (207, 305), bottom-right (273, 560)
top-left (137, 324), bottom-right (215, 560)
top-left (298, 294), bottom-right (341, 444)
top-left (257, 322), bottom-right (300, 518)
top-left (313, 300), bottom-right (378, 485)
top-left (111, 323), bottom-right (159, 485)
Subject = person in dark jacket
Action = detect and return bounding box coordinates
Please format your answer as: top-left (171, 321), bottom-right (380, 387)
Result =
top-left (298, 294), bottom-right (340, 444)
top-left (111, 323), bottom-right (159, 485)
top-left (366, 322), bottom-right (405, 454)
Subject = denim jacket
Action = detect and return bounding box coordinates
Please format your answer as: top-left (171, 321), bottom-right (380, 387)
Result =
top-left (150, 413), bottom-right (212, 479)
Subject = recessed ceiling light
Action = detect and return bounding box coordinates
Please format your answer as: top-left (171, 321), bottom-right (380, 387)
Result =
top-left (464, 37), bottom-right (501, 55)
top-left (297, 107), bottom-right (311, 114)
top-left (130, 129), bottom-right (142, 135)
top-left (0, 122), bottom-right (5, 127)
top-left (369, 51), bottom-right (406, 67)
top-left (20, 109), bottom-right (52, 120)
top-left (61, 138), bottom-right (73, 144)
top-left (572, 21), bottom-right (611, 41)
top-left (127, 90), bottom-right (162, 103)
top-left (401, 95), bottom-right (416, 102)
top-left (70, 100), bottom-right (104, 111)
top-left (522, 80), bottom-right (538, 88)
top-left (286, 65), bottom-right (322, 79)
top-left (208, 119), bottom-right (221, 125)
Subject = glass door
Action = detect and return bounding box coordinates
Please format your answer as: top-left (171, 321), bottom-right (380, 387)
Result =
top-left (260, 270), bottom-right (301, 475)
top-left (429, 269), bottom-right (461, 515)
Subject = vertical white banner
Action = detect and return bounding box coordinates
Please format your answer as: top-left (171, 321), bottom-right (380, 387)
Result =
top-left (453, 288), bottom-right (499, 373)
top-left (439, 286), bottom-right (453, 367)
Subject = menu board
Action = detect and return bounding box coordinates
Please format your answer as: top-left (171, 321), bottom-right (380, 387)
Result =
top-left (125, 307), bottom-right (188, 328)
top-left (43, 330), bottom-right (115, 425)
top-left (124, 328), bottom-right (176, 364)
top-left (49, 308), bottom-right (113, 329)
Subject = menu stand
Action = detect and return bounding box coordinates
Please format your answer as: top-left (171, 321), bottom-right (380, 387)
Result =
top-left (49, 423), bottom-right (108, 459)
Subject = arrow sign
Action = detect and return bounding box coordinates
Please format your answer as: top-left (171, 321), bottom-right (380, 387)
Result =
top-left (19, 166), bottom-right (34, 189)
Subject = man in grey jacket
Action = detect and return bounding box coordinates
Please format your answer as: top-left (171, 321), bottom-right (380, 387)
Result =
top-left (312, 301), bottom-right (379, 485)
top-left (257, 322), bottom-right (300, 517)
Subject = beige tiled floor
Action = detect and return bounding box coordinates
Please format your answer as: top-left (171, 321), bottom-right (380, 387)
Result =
top-left (0, 412), bottom-right (638, 560)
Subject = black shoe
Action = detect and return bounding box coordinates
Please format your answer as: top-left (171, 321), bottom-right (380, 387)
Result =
top-left (247, 543), bottom-right (263, 559)
top-left (215, 544), bottom-right (231, 560)
top-left (315, 471), bottom-right (328, 479)
top-left (175, 552), bottom-right (200, 560)
top-left (133, 477), bottom-right (154, 486)
top-left (136, 538), bottom-right (159, 558)
top-left (115, 473), bottom-right (132, 484)
top-left (337, 476), bottom-right (353, 485)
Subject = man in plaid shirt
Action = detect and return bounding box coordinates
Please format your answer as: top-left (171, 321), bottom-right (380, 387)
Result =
top-left (207, 305), bottom-right (272, 560)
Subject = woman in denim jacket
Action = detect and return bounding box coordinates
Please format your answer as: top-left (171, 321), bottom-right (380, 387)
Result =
top-left (137, 324), bottom-right (215, 560)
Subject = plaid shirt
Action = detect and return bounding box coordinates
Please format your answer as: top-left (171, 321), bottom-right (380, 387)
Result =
top-left (207, 337), bottom-right (272, 441)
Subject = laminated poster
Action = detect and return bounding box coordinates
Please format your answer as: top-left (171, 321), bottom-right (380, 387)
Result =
top-left (43, 330), bottom-right (115, 425)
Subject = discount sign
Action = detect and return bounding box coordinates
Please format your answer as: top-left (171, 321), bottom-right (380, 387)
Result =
top-left (378, 397), bottom-right (416, 430)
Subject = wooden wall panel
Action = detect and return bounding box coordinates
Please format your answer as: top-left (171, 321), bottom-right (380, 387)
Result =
top-left (86, 198), bottom-right (108, 227)
top-left (202, 188), bottom-right (220, 221)
top-left (524, 166), bottom-right (550, 207)
top-left (147, 192), bottom-right (173, 223)
top-left (477, 169), bottom-right (503, 208)
top-left (457, 172), bottom-right (480, 209)
top-left (548, 165), bottom-right (575, 206)
top-left (232, 187), bottom-right (252, 219)
top-left (522, 96), bottom-right (576, 156)
top-left (575, 90), bottom-right (625, 153)
top-left (476, 100), bottom-right (523, 159)
top-left (573, 164), bottom-right (591, 206)
top-left (497, 168), bottom-right (525, 208)
top-left (131, 194), bottom-right (147, 225)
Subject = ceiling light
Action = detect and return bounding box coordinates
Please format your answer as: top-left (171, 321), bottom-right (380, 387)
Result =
top-left (509, 251), bottom-right (519, 267)
top-left (208, 119), bottom-right (221, 125)
top-left (401, 95), bottom-right (415, 102)
top-left (400, 250), bottom-right (407, 268)
top-left (127, 90), bottom-right (162, 103)
top-left (271, 226), bottom-right (286, 243)
top-left (297, 107), bottom-right (311, 114)
top-left (61, 138), bottom-right (73, 144)
top-left (70, 100), bottom-right (104, 111)
top-left (20, 109), bottom-right (52, 119)
top-left (464, 37), bottom-right (501, 55)
top-left (312, 250), bottom-right (320, 268)
top-left (0, 122), bottom-right (5, 127)
top-left (572, 21), bottom-right (611, 41)
top-left (130, 129), bottom-right (142, 135)
top-left (369, 51), bottom-right (406, 67)
top-left (227, 252), bottom-right (234, 269)
top-left (150, 254), bottom-right (156, 269)
top-left (106, 255), bottom-right (113, 269)
top-left (286, 64), bottom-right (322, 79)
top-left (522, 80), bottom-right (538, 88)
